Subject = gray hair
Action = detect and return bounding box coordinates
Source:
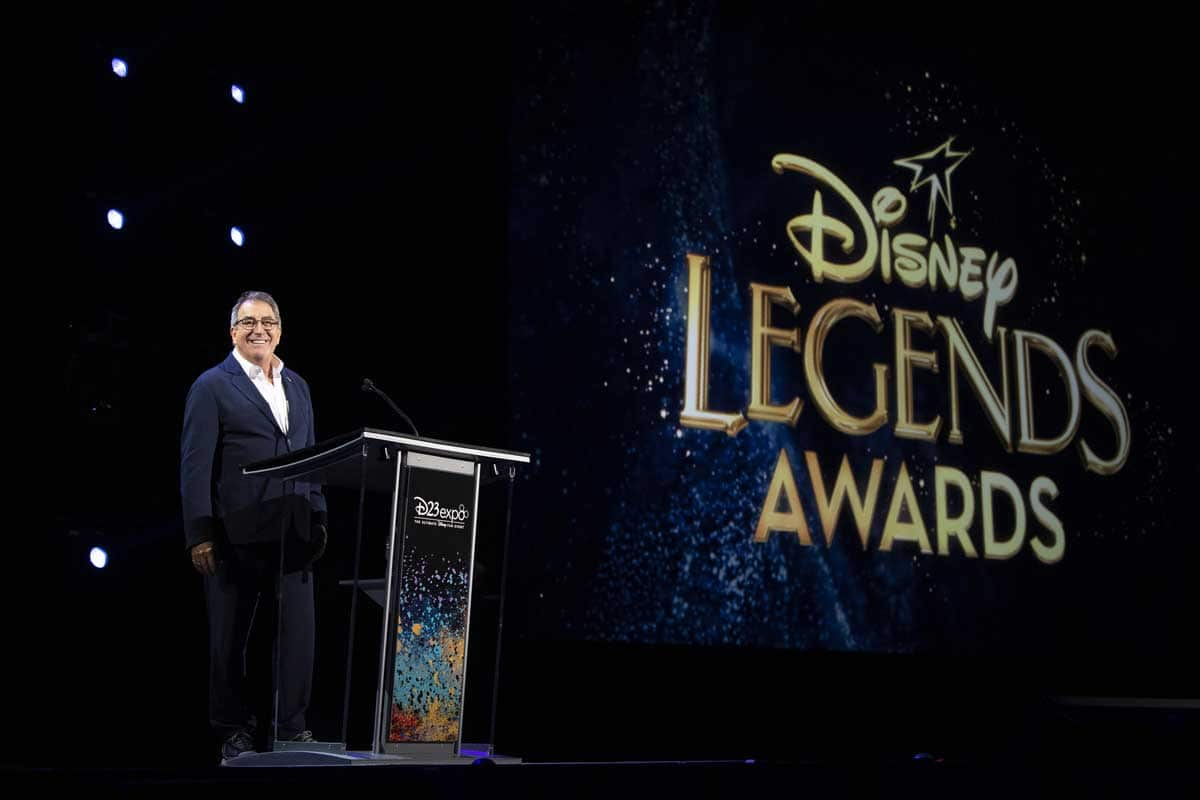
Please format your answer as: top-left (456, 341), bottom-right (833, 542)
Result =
top-left (230, 290), bottom-right (282, 328)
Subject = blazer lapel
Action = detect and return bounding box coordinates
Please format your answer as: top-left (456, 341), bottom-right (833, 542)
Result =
top-left (222, 353), bottom-right (283, 435)
top-left (283, 372), bottom-right (300, 441)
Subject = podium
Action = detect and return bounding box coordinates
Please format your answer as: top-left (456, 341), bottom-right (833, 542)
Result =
top-left (241, 428), bottom-right (530, 761)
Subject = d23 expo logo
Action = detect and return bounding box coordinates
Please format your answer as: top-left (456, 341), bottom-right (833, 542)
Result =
top-left (412, 497), bottom-right (471, 531)
top-left (680, 140), bottom-right (1130, 564)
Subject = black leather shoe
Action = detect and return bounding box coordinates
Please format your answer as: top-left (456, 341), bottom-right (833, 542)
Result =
top-left (220, 728), bottom-right (257, 765)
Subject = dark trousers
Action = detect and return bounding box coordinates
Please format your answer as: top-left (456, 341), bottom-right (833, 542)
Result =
top-left (204, 541), bottom-right (314, 744)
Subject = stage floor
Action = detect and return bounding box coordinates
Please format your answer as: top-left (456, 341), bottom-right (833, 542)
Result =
top-left (4, 759), bottom-right (1197, 796)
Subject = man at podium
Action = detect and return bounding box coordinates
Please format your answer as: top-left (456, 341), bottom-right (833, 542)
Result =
top-left (180, 290), bottom-right (328, 763)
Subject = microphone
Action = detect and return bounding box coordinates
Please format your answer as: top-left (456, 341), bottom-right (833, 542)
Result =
top-left (361, 378), bottom-right (421, 437)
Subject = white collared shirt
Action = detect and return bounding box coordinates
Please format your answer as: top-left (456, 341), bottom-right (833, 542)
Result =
top-left (231, 348), bottom-right (289, 434)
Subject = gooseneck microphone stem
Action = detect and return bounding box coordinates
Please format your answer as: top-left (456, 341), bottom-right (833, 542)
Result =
top-left (361, 378), bottom-right (420, 437)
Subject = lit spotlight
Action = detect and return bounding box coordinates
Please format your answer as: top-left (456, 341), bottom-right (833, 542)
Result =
top-left (107, 209), bottom-right (125, 230)
top-left (111, 58), bottom-right (128, 78)
top-left (231, 84), bottom-right (244, 104)
top-left (230, 226), bottom-right (245, 247)
top-left (89, 547), bottom-right (108, 569)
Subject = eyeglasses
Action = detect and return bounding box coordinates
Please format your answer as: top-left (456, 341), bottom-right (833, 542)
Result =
top-left (235, 317), bottom-right (279, 330)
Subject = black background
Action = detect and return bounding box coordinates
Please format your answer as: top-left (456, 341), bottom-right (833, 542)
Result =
top-left (13, 1), bottom-right (1197, 769)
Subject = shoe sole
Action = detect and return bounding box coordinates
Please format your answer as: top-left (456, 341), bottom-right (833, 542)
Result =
top-left (219, 751), bottom-right (258, 766)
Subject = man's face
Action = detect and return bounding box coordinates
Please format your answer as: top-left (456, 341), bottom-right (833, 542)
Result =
top-left (230, 299), bottom-right (282, 366)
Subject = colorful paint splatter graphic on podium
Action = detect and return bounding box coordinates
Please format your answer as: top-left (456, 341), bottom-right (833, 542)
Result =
top-left (389, 555), bottom-right (469, 742)
top-left (388, 470), bottom-right (476, 743)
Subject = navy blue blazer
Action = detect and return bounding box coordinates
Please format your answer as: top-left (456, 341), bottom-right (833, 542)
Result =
top-left (180, 352), bottom-right (327, 550)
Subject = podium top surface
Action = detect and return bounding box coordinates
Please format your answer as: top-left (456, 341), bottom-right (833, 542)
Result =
top-left (240, 428), bottom-right (530, 491)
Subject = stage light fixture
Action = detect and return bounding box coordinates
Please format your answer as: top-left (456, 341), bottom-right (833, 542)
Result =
top-left (107, 209), bottom-right (124, 230)
top-left (230, 226), bottom-right (245, 247)
top-left (231, 84), bottom-right (244, 104)
top-left (89, 547), bottom-right (108, 569)
top-left (111, 58), bottom-right (128, 77)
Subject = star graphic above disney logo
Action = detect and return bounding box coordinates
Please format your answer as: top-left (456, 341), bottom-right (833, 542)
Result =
top-left (894, 137), bottom-right (972, 238)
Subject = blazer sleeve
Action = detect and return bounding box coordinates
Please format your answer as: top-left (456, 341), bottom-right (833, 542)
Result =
top-left (181, 377), bottom-right (220, 549)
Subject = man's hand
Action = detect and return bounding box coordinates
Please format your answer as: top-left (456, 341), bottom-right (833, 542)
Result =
top-left (308, 524), bottom-right (328, 566)
top-left (191, 542), bottom-right (217, 576)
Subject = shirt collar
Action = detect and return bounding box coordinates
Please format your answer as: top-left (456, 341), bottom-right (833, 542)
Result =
top-left (231, 348), bottom-right (284, 381)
